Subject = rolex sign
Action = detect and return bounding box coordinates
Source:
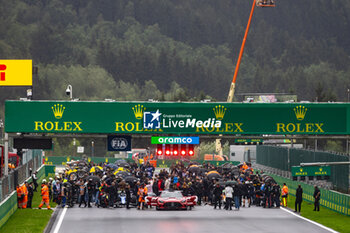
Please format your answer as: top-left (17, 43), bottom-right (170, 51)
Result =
top-left (107, 135), bottom-right (131, 151)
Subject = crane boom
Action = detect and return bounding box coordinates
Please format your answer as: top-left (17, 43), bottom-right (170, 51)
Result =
top-left (227, 0), bottom-right (257, 103)
top-left (218, 0), bottom-right (275, 155)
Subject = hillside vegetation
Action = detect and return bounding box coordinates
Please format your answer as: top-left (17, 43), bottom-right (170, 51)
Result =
top-left (1, 0), bottom-right (350, 110)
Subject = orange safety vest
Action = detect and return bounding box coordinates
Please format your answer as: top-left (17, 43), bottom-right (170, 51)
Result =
top-left (41, 184), bottom-right (49, 199)
top-left (17, 186), bottom-right (23, 198)
top-left (21, 185), bottom-right (28, 208)
top-left (282, 185), bottom-right (289, 196)
top-left (22, 185), bottom-right (28, 196)
top-left (17, 186), bottom-right (23, 207)
top-left (138, 187), bottom-right (148, 202)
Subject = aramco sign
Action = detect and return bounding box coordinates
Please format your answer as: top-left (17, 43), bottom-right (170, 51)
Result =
top-left (151, 137), bottom-right (200, 144)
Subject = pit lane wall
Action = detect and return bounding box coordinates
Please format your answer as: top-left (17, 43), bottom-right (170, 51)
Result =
top-left (263, 171), bottom-right (350, 216)
top-left (43, 156), bottom-right (240, 167)
top-left (0, 165), bottom-right (53, 229)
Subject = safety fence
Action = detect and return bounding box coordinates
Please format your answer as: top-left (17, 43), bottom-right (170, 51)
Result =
top-left (43, 156), bottom-right (240, 168)
top-left (265, 172), bottom-right (350, 216)
top-left (0, 164), bottom-right (48, 229)
top-left (256, 145), bottom-right (349, 192)
top-left (0, 150), bottom-right (42, 202)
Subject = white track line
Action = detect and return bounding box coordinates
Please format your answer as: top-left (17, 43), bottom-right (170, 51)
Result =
top-left (52, 207), bottom-right (67, 233)
top-left (280, 207), bottom-right (339, 233)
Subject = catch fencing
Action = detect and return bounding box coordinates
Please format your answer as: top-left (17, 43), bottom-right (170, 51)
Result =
top-left (256, 145), bottom-right (349, 193)
top-left (0, 150), bottom-right (42, 202)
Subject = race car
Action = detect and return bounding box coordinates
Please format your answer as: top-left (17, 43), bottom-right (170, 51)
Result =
top-left (146, 191), bottom-right (197, 210)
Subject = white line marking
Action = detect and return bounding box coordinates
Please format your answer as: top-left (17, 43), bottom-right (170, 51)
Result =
top-left (53, 207), bottom-right (67, 233)
top-left (280, 207), bottom-right (339, 233)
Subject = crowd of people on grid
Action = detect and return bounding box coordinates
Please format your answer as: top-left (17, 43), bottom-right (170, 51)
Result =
top-left (16, 160), bottom-right (321, 212)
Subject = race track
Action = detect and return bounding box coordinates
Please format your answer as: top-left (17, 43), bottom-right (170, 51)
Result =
top-left (50, 205), bottom-right (336, 233)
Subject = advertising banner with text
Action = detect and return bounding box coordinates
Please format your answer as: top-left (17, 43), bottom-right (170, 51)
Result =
top-left (5, 101), bottom-right (350, 135)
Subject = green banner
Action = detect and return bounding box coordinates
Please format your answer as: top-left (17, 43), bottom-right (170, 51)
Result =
top-left (5, 101), bottom-right (350, 135)
top-left (292, 166), bottom-right (331, 176)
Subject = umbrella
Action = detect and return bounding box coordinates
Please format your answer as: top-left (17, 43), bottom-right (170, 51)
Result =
top-left (114, 167), bottom-right (129, 173)
top-left (124, 176), bottom-right (138, 184)
top-left (221, 163), bottom-right (235, 170)
top-left (207, 170), bottom-right (221, 179)
top-left (114, 170), bottom-right (131, 178)
top-left (188, 166), bottom-right (200, 174)
top-left (188, 162), bottom-right (200, 167)
top-left (231, 167), bottom-right (240, 178)
top-left (262, 175), bottom-right (276, 184)
top-left (207, 170), bottom-right (220, 175)
top-left (89, 166), bottom-right (103, 173)
top-left (63, 182), bottom-right (72, 187)
top-left (115, 160), bottom-right (130, 168)
top-left (106, 163), bottom-right (119, 170)
top-left (86, 175), bottom-right (100, 184)
top-left (78, 161), bottom-right (88, 167)
top-left (225, 180), bottom-right (238, 186)
top-left (199, 168), bottom-right (208, 176)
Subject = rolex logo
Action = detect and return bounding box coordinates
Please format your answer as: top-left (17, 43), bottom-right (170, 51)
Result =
top-left (294, 105), bottom-right (307, 121)
top-left (52, 104), bottom-right (65, 119)
top-left (300, 168), bottom-right (303, 172)
top-left (132, 104), bottom-right (145, 120)
top-left (213, 105), bottom-right (227, 120)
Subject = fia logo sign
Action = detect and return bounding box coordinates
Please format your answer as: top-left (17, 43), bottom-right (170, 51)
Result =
top-left (111, 138), bottom-right (128, 150)
top-left (107, 135), bottom-right (131, 151)
top-left (143, 109), bottom-right (162, 129)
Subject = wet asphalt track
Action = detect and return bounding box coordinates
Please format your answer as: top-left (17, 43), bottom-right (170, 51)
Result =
top-left (49, 204), bottom-right (336, 233)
